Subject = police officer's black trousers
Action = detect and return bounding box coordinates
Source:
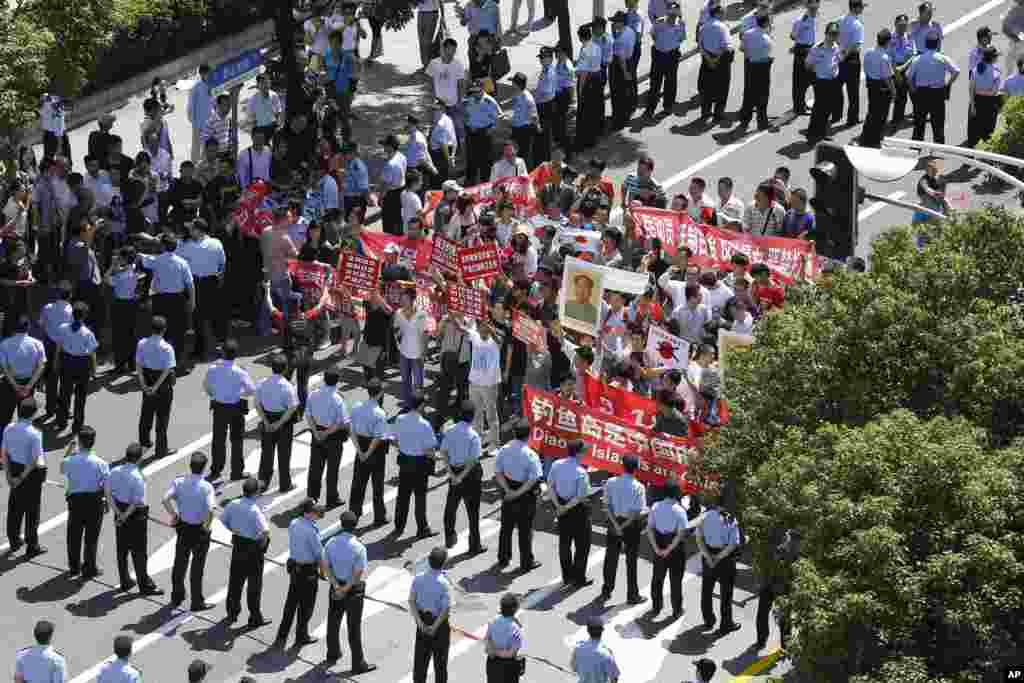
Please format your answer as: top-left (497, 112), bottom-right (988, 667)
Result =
top-left (698, 56), bottom-right (731, 119)
top-left (413, 620), bottom-right (450, 683)
top-left (646, 49), bottom-right (680, 116)
top-left (967, 93), bottom-right (1002, 148)
top-left (288, 347), bottom-right (312, 411)
top-left (43, 338), bottom-right (60, 415)
top-left (114, 503), bottom-right (156, 588)
top-left (556, 499), bottom-right (591, 583)
top-left (394, 456), bottom-right (431, 534)
top-left (650, 532), bottom-right (684, 613)
top-left (75, 281), bottom-right (105, 344)
top-left (911, 86), bottom-right (947, 144)
top-left (382, 188), bottom-right (403, 236)
top-left (755, 585), bottom-right (790, 647)
top-left (861, 79), bottom-right (893, 148)
top-left (0, 378), bottom-right (28, 437)
top-left (792, 47), bottom-right (813, 112)
top-left (498, 487), bottom-right (537, 565)
top-left (110, 299), bottom-right (139, 370)
top-left (67, 491), bottom-right (104, 572)
top-left (6, 463), bottom-right (45, 548)
top-left (151, 292), bottom-right (186, 362)
top-left (602, 518), bottom-right (641, 597)
top-left (211, 400), bottom-right (246, 479)
top-left (226, 535), bottom-right (266, 618)
top-left (171, 521), bottom-right (211, 605)
top-left (350, 437), bottom-right (388, 523)
top-left (739, 60), bottom-right (772, 126)
top-left (277, 563), bottom-right (319, 641)
top-left (486, 656), bottom-right (522, 683)
top-left (326, 584), bottom-right (367, 662)
top-left (465, 128), bottom-right (495, 187)
top-left (309, 428), bottom-right (348, 503)
top-left (808, 78), bottom-right (841, 138)
top-left (575, 75), bottom-right (606, 151)
top-left (510, 125), bottom-right (534, 172)
top-left (609, 58), bottom-right (634, 129)
top-left (553, 89), bottom-right (572, 153)
top-left (701, 550), bottom-right (738, 627)
top-left (535, 100), bottom-right (555, 168)
top-left (443, 463), bottom-right (483, 549)
top-left (839, 55), bottom-right (861, 123)
top-left (57, 355), bottom-right (90, 430)
top-left (192, 275), bottom-right (224, 358)
top-left (259, 412), bottom-right (294, 491)
top-left (432, 352), bottom-right (469, 432)
top-left (139, 379), bottom-right (173, 457)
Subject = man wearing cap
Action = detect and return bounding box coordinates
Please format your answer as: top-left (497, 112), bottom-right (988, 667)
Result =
top-left (389, 391), bottom-right (439, 540)
top-left (306, 367), bottom-right (349, 507)
top-left (163, 452), bottom-right (216, 611)
top-left (107, 443), bottom-right (164, 594)
top-left (15, 621), bottom-right (65, 683)
top-left (570, 618), bottom-right (620, 683)
top-left (409, 547), bottom-right (452, 683)
top-left (695, 498), bottom-right (743, 635)
top-left (276, 498), bottom-right (325, 647)
top-left (547, 439), bottom-right (594, 587)
top-left (141, 234), bottom-right (194, 367)
top-left (911, 1), bottom-right (942, 52)
top-left (646, 478), bottom-right (690, 619)
top-left (135, 316), bottom-right (176, 460)
top-left (4, 398), bottom-right (46, 556)
top-left (906, 32), bottom-right (960, 144)
top-left (861, 29), bottom-right (896, 147)
top-left (805, 22), bottom-right (842, 141)
top-left (609, 12), bottom-right (637, 129)
top-left (889, 15), bottom-right (917, 125)
top-left (323, 510), bottom-right (377, 673)
top-left (349, 379), bottom-right (390, 527)
top-left (494, 419), bottom-right (543, 571)
top-left (380, 134), bottom-right (407, 236)
top-left (463, 80), bottom-right (501, 186)
top-left (509, 73), bottom-right (539, 169)
top-left (186, 659), bottom-right (209, 683)
top-left (485, 593), bottom-right (524, 682)
top-left (645, 2), bottom-right (685, 119)
top-left (203, 338), bottom-right (255, 482)
top-left (0, 316), bottom-right (46, 438)
top-left (601, 454), bottom-right (647, 603)
top-left (790, 1), bottom-right (818, 115)
top-left (97, 636), bottom-right (140, 683)
top-left (439, 402), bottom-right (487, 553)
top-left (61, 425), bottom-right (108, 577)
top-left (221, 477), bottom-right (272, 627)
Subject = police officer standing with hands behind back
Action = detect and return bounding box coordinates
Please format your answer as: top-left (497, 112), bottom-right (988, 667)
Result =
top-left (410, 546), bottom-right (452, 683)
top-left (837, 0), bottom-right (866, 125)
top-left (440, 401), bottom-right (487, 554)
top-left (389, 391), bottom-right (440, 541)
top-left (256, 354), bottom-right (300, 493)
top-left (547, 439), bottom-right (594, 588)
top-left (15, 621), bottom-right (65, 683)
top-left (163, 452), bottom-right (216, 611)
top-left (322, 510), bottom-right (377, 674)
top-left (349, 379), bottom-right (390, 528)
top-left (4, 398), bottom-right (47, 556)
top-left (696, 497), bottom-right (743, 635)
top-left (96, 636), bottom-right (140, 683)
top-left (485, 593), bottom-right (524, 683)
top-left (907, 31), bottom-right (960, 144)
top-left (203, 338), bottom-right (255, 482)
top-left (61, 425), bottom-right (109, 577)
top-left (494, 419), bottom-right (544, 572)
top-left (221, 476), bottom-right (272, 627)
top-left (0, 316), bottom-right (46, 437)
top-left (106, 443), bottom-right (164, 595)
top-left (646, 478), bottom-right (689, 620)
top-left (601, 454), bottom-right (647, 604)
top-left (136, 316), bottom-right (176, 459)
top-left (806, 21), bottom-right (842, 141)
top-left (275, 497), bottom-right (325, 648)
top-left (306, 367), bottom-right (349, 507)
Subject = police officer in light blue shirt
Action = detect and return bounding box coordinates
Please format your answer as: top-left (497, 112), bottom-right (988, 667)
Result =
top-left (968, 45), bottom-right (1002, 147)
top-left (698, 3), bottom-right (731, 121)
top-left (910, 1), bottom-right (942, 52)
top-left (601, 455), bottom-right (647, 603)
top-left (837, 0), bottom-right (865, 124)
top-left (341, 142), bottom-right (370, 217)
top-left (790, 0), bottom-right (818, 114)
top-left (178, 219), bottom-right (226, 358)
top-left (534, 48), bottom-right (559, 164)
top-left (4, 398), bottom-right (46, 554)
top-left (322, 510), bottom-right (376, 673)
top-left (463, 82), bottom-right (501, 186)
top-left (380, 134), bottom-right (407, 236)
top-left (571, 619), bottom-right (620, 683)
top-left (306, 368), bottom-right (350, 505)
top-left (15, 621), bottom-right (65, 683)
top-left (907, 32), bottom-right (960, 144)
top-left (203, 339), bottom-right (255, 481)
top-left (141, 234), bottom-right (194, 363)
top-left (0, 316), bottom-right (45, 436)
top-left (806, 22), bottom-right (842, 140)
top-left (1004, 61), bottom-right (1024, 95)
top-left (645, 479), bottom-right (690, 618)
top-left (547, 439), bottom-right (593, 587)
top-left (888, 15), bottom-right (917, 124)
top-left (38, 281), bottom-right (72, 417)
top-left (696, 502), bottom-right (743, 633)
top-left (485, 593), bottom-right (524, 682)
top-left (136, 316), bottom-right (176, 459)
top-left (348, 379), bottom-right (389, 526)
top-left (440, 402), bottom-right (486, 553)
top-left (275, 497), bottom-right (325, 647)
top-left (609, 13), bottom-right (637, 129)
top-left (256, 353), bottom-right (300, 492)
top-left (106, 246), bottom-right (142, 373)
top-left (96, 636), bottom-right (140, 683)
top-left (645, 3), bottom-right (686, 118)
top-left (861, 29), bottom-right (896, 147)
top-left (106, 443), bottom-right (163, 595)
top-left (576, 25), bottom-right (606, 149)
top-left (162, 452), bottom-right (216, 610)
top-left (495, 419), bottom-right (544, 570)
top-left (737, 14), bottom-right (774, 129)
top-left (221, 477), bottom-right (271, 626)
top-left (389, 391), bottom-right (439, 540)
top-left (409, 547), bottom-right (452, 683)
top-left (508, 73), bottom-right (538, 168)
top-left (54, 301), bottom-right (97, 433)
top-left (61, 425), bottom-right (109, 576)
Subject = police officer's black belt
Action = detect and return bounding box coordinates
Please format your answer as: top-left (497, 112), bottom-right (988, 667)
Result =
top-left (706, 545), bottom-right (725, 552)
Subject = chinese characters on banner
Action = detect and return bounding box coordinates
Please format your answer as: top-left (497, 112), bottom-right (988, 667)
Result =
top-left (523, 386), bottom-right (699, 487)
top-left (458, 242), bottom-right (501, 282)
top-left (445, 284), bottom-right (488, 319)
top-left (431, 234), bottom-right (460, 277)
top-left (422, 175), bottom-right (538, 227)
top-left (512, 310), bottom-right (547, 347)
top-left (286, 259), bottom-right (331, 300)
top-left (415, 274), bottom-right (443, 334)
top-left (231, 180), bottom-right (275, 237)
top-left (337, 253), bottom-right (381, 295)
top-left (631, 207), bottom-right (686, 256)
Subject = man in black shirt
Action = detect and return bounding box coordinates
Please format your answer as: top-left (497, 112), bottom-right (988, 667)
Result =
top-left (105, 136), bottom-right (136, 181)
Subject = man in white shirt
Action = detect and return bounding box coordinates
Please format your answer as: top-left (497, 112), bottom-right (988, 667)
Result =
top-left (247, 75), bottom-right (283, 142)
top-left (393, 289), bottom-right (431, 410)
top-left (187, 65), bottom-right (213, 163)
top-left (427, 38), bottom-right (468, 141)
top-left (463, 317), bottom-right (502, 450)
top-left (687, 177), bottom-right (717, 223)
top-left (429, 99), bottom-right (458, 184)
top-left (716, 177), bottom-right (744, 229)
top-left (490, 140), bottom-right (528, 180)
top-left (700, 271), bottom-right (734, 319)
top-left (237, 129), bottom-right (273, 189)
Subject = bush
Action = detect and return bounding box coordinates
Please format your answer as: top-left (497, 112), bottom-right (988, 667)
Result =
top-left (978, 94), bottom-right (1024, 161)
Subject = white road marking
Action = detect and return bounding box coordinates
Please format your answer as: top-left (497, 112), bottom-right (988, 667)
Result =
top-left (855, 191), bottom-right (908, 260)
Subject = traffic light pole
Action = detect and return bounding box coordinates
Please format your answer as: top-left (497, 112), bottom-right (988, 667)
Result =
top-left (882, 137), bottom-right (1024, 194)
top-left (862, 190), bottom-right (945, 221)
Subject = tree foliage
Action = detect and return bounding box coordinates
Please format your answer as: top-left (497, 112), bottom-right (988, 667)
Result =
top-left (705, 207), bottom-right (1024, 681)
top-left (22, 0), bottom-right (119, 97)
top-left (978, 93), bottom-right (1024, 161)
top-left (0, 11), bottom-right (53, 137)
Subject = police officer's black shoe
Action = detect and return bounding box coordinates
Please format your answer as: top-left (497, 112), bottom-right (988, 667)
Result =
top-left (702, 619), bottom-right (717, 630)
top-left (648, 603), bottom-right (662, 617)
top-left (139, 439), bottom-right (153, 449)
top-left (520, 560), bottom-right (542, 572)
top-left (81, 567), bottom-right (103, 579)
top-left (598, 587), bottom-right (612, 601)
top-left (140, 585), bottom-right (164, 596)
top-left (467, 544), bottom-right (488, 555)
top-left (67, 567), bottom-right (80, 577)
top-left (716, 622), bottom-right (742, 636)
top-left (373, 517), bottom-right (389, 527)
top-left (248, 616), bottom-right (272, 628)
top-left (671, 609), bottom-right (684, 621)
top-left (627, 594), bottom-right (647, 605)
top-left (323, 653), bottom-right (341, 665)
top-left (575, 578), bottom-right (594, 588)
top-left (326, 498), bottom-right (344, 508)
top-left (120, 579), bottom-right (137, 592)
top-left (295, 634), bottom-right (319, 647)
top-left (445, 533), bottom-right (458, 549)
top-left (170, 595), bottom-right (185, 609)
top-left (273, 638), bottom-right (287, 649)
top-left (416, 528), bottom-right (439, 539)
top-left (25, 545), bottom-right (47, 557)
top-left (225, 611), bottom-right (240, 624)
top-left (7, 540), bottom-right (22, 553)
top-left (351, 662), bottom-right (377, 675)
top-left (191, 601), bottom-right (214, 612)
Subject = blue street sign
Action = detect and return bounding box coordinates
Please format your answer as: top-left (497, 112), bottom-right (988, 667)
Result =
top-left (208, 49), bottom-right (264, 95)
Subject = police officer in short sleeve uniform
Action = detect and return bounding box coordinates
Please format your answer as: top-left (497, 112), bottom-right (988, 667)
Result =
top-left (38, 282), bottom-right (72, 418)
top-left (645, 479), bottom-right (689, 619)
top-left (388, 392), bottom-right (439, 540)
top-left (601, 454), bottom-right (647, 603)
top-left (275, 497), bottom-right (325, 648)
top-left (96, 636), bottom-right (140, 683)
top-left (570, 618), bottom-right (620, 683)
top-left (61, 425), bottom-right (109, 577)
top-left (547, 439), bottom-right (593, 587)
top-left (140, 234), bottom-right (194, 367)
top-left (805, 22), bottom-right (842, 141)
top-left (696, 501), bottom-right (743, 634)
top-left (54, 301), bottom-right (98, 434)
top-left (15, 621), bottom-right (65, 683)
top-left (106, 443), bottom-right (164, 595)
top-left (221, 477), bottom-right (272, 626)
top-left (203, 338), bottom-right (256, 482)
top-left (861, 29), bottom-right (896, 147)
top-left (3, 398), bottom-right (47, 555)
top-left (0, 316), bottom-right (46, 437)
top-left (440, 402), bottom-right (487, 553)
top-left (485, 593), bottom-right (524, 683)
top-left (256, 354), bottom-right (300, 493)
top-left (494, 420), bottom-right (543, 571)
top-left (409, 547), bottom-right (452, 683)
top-left (790, 0), bottom-right (818, 115)
top-left (698, 3), bottom-right (732, 123)
top-left (348, 379), bottom-right (390, 527)
top-left (322, 510), bottom-right (377, 673)
top-left (837, 0), bottom-right (866, 125)
top-left (306, 367), bottom-right (349, 507)
top-left (907, 32), bottom-right (961, 144)
top-left (162, 453), bottom-right (216, 611)
top-left (136, 316), bottom-right (176, 459)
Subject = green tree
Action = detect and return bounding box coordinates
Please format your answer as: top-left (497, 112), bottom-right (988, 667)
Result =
top-left (705, 207), bottom-right (1024, 681)
top-left (0, 10), bottom-right (53, 176)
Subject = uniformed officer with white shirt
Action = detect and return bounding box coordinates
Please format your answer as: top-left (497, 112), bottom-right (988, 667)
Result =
top-left (322, 510), bottom-right (377, 673)
top-left (698, 3), bottom-right (732, 122)
top-left (162, 452), bottom-right (216, 611)
top-left (54, 301), bottom-right (98, 434)
top-left (494, 419), bottom-right (543, 571)
top-left (547, 439), bottom-right (594, 587)
top-left (96, 636), bottom-right (140, 683)
top-left (907, 31), bottom-right (960, 143)
top-left (737, 13), bottom-right (774, 130)
top-left (38, 282), bottom-right (72, 418)
top-left (3, 398), bottom-right (47, 555)
top-left (140, 234), bottom-right (194, 365)
top-left (837, 0), bottom-right (865, 125)
top-left (15, 621), bottom-right (65, 683)
top-left (645, 479), bottom-right (690, 619)
top-left (790, 0), bottom-right (818, 114)
top-left (570, 618), bottom-right (620, 683)
top-left (695, 501), bottom-right (743, 634)
top-left (409, 546), bottom-right (452, 683)
top-left (256, 354), bottom-right (300, 493)
top-left (221, 477), bottom-right (272, 626)
top-left (861, 29), bottom-right (896, 147)
top-left (388, 391), bottom-right (439, 540)
top-left (136, 316), bottom-right (176, 459)
top-left (106, 443), bottom-right (164, 594)
top-left (601, 454), bottom-right (647, 603)
top-left (275, 497), bottom-right (325, 648)
top-left (61, 425), bottom-right (109, 577)
top-left (0, 318), bottom-right (45, 439)
top-left (439, 402), bottom-right (487, 553)
top-left (306, 367), bottom-right (349, 507)
top-left (806, 22), bottom-right (842, 140)
top-left (348, 379), bottom-right (390, 526)
top-left (1004, 58), bottom-right (1024, 94)
top-left (203, 339), bottom-right (255, 482)
top-left (177, 218), bottom-right (226, 359)
top-left (485, 593), bottom-right (524, 683)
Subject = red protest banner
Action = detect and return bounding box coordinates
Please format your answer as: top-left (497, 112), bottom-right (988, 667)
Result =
top-left (523, 386), bottom-right (699, 487)
top-left (338, 252), bottom-right (381, 294)
top-left (287, 259), bottom-right (331, 298)
top-left (359, 232), bottom-right (433, 272)
top-left (458, 242), bottom-right (501, 282)
top-left (631, 207), bottom-right (691, 257)
top-left (702, 225), bottom-right (819, 281)
top-left (231, 180), bottom-right (275, 237)
top-left (512, 310), bottom-right (547, 347)
top-left (415, 274), bottom-right (443, 334)
top-left (423, 175), bottom-right (538, 227)
top-left (446, 284), bottom-right (488, 319)
top-left (431, 233), bottom-right (460, 277)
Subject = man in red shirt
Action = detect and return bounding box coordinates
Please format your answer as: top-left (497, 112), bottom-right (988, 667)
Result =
top-left (750, 263), bottom-right (784, 313)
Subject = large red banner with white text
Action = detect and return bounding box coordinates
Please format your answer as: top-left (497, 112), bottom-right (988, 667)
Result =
top-left (423, 175), bottom-right (538, 227)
